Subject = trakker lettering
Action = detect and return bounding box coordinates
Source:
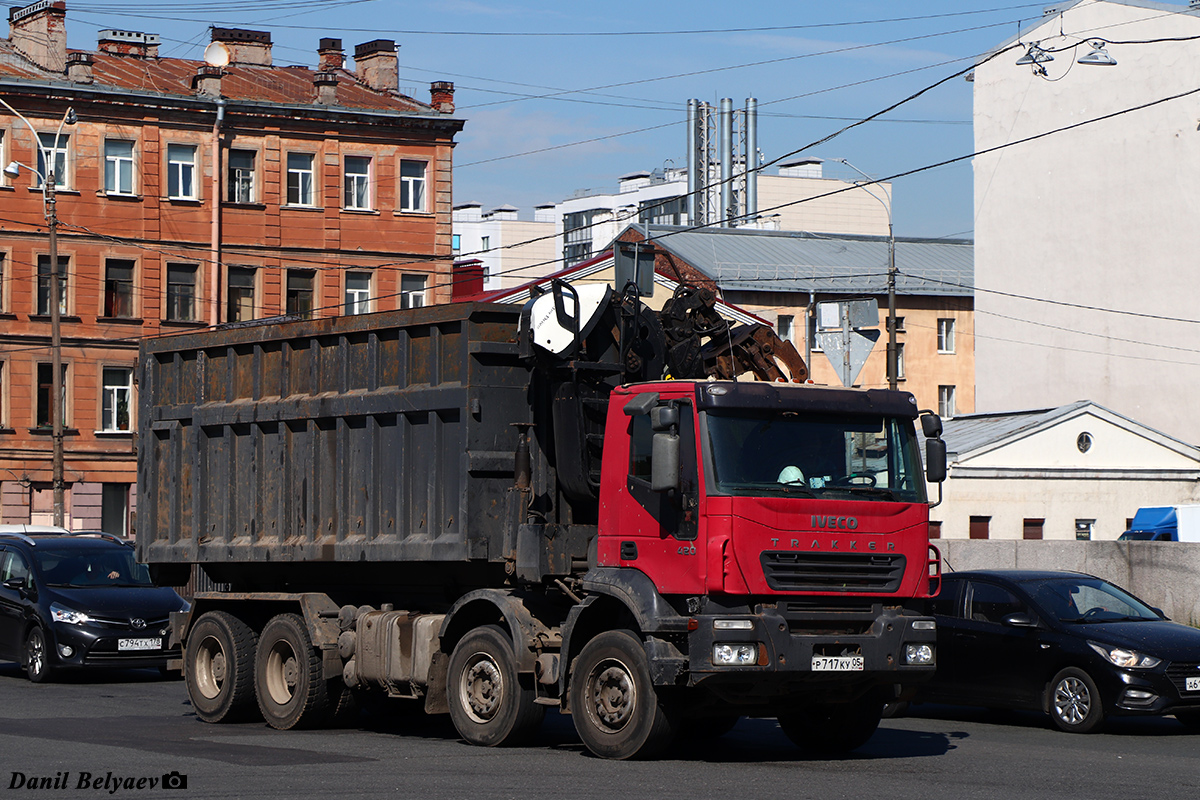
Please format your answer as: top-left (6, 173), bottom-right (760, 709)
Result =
top-left (769, 538), bottom-right (895, 552)
top-left (812, 515), bottom-right (858, 530)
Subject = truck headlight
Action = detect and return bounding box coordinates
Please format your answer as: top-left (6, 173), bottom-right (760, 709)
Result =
top-left (713, 643), bottom-right (759, 666)
top-left (904, 643), bottom-right (934, 665)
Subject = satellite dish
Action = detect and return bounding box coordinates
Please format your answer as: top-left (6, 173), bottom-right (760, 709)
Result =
top-left (203, 42), bottom-right (230, 67)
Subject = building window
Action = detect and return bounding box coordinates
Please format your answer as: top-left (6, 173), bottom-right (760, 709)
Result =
top-left (969, 516), bottom-right (990, 540)
top-left (36, 255), bottom-right (68, 316)
top-left (929, 521), bottom-right (942, 540)
top-left (104, 139), bottom-right (135, 195)
top-left (451, 234), bottom-right (461, 253)
top-left (400, 274), bottom-right (426, 309)
top-left (896, 342), bottom-right (906, 380)
top-left (563, 210), bottom-right (595, 266)
top-left (890, 315), bottom-right (905, 333)
top-left (399, 160), bottom-right (426, 212)
top-left (167, 144), bottom-right (197, 200)
top-left (481, 236), bottom-right (491, 251)
top-left (1023, 518), bottom-right (1045, 540)
top-left (286, 270), bottom-right (315, 318)
top-left (287, 152), bottom-right (315, 206)
top-left (1075, 519), bottom-right (1095, 541)
top-left (938, 385), bottom-right (956, 419)
top-left (344, 156), bottom-right (371, 210)
top-left (101, 367), bottom-right (132, 432)
top-left (36, 363), bottom-right (67, 428)
top-left (777, 315), bottom-right (794, 343)
top-left (101, 483), bottom-right (129, 537)
top-left (228, 149), bottom-right (255, 203)
top-left (36, 132), bottom-right (69, 188)
top-left (0, 361), bottom-right (5, 427)
top-left (104, 259), bottom-right (135, 318)
top-left (227, 267), bottom-right (255, 322)
top-left (166, 263), bottom-right (198, 322)
top-left (638, 195), bottom-right (685, 226)
top-left (937, 318), bottom-right (956, 354)
top-left (344, 272), bottom-right (371, 315)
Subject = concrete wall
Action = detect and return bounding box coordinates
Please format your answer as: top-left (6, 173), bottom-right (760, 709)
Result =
top-left (939, 539), bottom-right (1200, 627)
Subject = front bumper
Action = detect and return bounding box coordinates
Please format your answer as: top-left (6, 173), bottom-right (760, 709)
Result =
top-left (48, 621), bottom-right (180, 670)
top-left (1108, 662), bottom-right (1200, 717)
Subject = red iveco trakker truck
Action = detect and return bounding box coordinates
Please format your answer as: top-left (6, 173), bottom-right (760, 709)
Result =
top-left (137, 282), bottom-right (946, 760)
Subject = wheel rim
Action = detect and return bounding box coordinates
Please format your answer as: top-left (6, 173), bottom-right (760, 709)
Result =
top-left (458, 651), bottom-right (504, 724)
top-left (1054, 676), bottom-right (1091, 726)
top-left (27, 632), bottom-right (44, 677)
top-left (264, 637), bottom-right (300, 707)
top-left (194, 634), bottom-right (228, 700)
top-left (586, 658), bottom-right (637, 733)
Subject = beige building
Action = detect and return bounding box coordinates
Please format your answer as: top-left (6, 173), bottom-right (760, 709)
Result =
top-left (451, 203), bottom-right (558, 291)
top-left (973, 0), bottom-right (1200, 444)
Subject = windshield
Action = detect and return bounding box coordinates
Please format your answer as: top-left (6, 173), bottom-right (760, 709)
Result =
top-left (35, 546), bottom-right (155, 588)
top-left (705, 410), bottom-right (926, 502)
top-left (1026, 577), bottom-right (1161, 623)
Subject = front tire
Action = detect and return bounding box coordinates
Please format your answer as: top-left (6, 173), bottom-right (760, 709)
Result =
top-left (778, 694), bottom-right (883, 755)
top-left (446, 625), bottom-right (544, 747)
top-left (1049, 667), bottom-right (1104, 733)
top-left (185, 611), bottom-right (259, 723)
top-left (569, 629), bottom-right (677, 760)
top-left (25, 627), bottom-right (54, 683)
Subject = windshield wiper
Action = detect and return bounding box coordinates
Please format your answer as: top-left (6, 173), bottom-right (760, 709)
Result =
top-left (832, 486), bottom-right (899, 500)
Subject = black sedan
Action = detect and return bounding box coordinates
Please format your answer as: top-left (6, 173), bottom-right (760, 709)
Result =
top-left (916, 570), bottom-right (1200, 733)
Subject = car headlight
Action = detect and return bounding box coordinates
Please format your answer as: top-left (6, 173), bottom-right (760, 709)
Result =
top-left (713, 643), bottom-right (760, 666)
top-left (1088, 641), bottom-right (1161, 669)
top-left (50, 603), bottom-right (92, 625)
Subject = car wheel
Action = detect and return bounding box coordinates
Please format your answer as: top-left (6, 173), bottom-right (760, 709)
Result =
top-left (185, 610), bottom-right (259, 723)
top-left (1049, 667), bottom-right (1105, 733)
top-left (1174, 710), bottom-right (1200, 730)
top-left (255, 613), bottom-right (331, 730)
top-left (446, 624), bottom-right (544, 747)
top-left (778, 694), bottom-right (884, 755)
top-left (24, 627), bottom-right (54, 683)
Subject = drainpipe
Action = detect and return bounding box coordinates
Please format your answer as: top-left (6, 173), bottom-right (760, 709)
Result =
top-left (209, 98), bottom-right (226, 327)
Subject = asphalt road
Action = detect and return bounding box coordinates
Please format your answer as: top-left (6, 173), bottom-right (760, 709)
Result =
top-left (0, 663), bottom-right (1196, 800)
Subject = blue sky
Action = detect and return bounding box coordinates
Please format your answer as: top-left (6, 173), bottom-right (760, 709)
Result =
top-left (47, 0), bottom-right (1151, 238)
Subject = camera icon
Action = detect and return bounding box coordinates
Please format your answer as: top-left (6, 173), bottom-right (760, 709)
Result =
top-left (161, 772), bottom-right (188, 790)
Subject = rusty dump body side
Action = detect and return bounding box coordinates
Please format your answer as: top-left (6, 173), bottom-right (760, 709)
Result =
top-left (137, 303), bottom-right (540, 592)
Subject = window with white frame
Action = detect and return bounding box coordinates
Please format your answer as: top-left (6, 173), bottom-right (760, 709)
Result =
top-left (344, 156), bottom-right (371, 210)
top-left (104, 140), bottom-right (135, 195)
top-left (166, 263), bottom-right (197, 322)
top-left (344, 272), bottom-right (371, 315)
top-left (937, 318), bottom-right (956, 354)
top-left (896, 342), bottom-right (905, 380)
top-left (400, 274), bottom-right (426, 309)
top-left (36, 132), bottom-right (69, 189)
top-left (103, 259), bottom-right (135, 318)
top-left (101, 367), bottom-right (133, 432)
top-left (167, 144), bottom-right (197, 200)
top-left (36, 254), bottom-right (68, 316)
top-left (287, 152), bottom-right (315, 206)
top-left (228, 149), bottom-right (256, 203)
top-left (399, 160), bottom-right (426, 212)
top-left (938, 385), bottom-right (956, 419)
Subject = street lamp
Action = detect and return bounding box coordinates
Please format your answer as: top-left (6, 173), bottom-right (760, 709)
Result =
top-left (0, 98), bottom-right (76, 526)
top-left (834, 158), bottom-right (898, 391)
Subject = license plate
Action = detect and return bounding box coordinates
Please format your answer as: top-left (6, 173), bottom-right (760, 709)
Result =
top-left (1187, 677), bottom-right (1200, 692)
top-left (812, 655), bottom-right (864, 672)
top-left (118, 638), bottom-right (162, 652)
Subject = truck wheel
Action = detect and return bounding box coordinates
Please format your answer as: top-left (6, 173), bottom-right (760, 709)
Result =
top-left (25, 627), bottom-right (54, 683)
top-left (447, 624), bottom-right (544, 747)
top-left (569, 629), bottom-right (677, 760)
top-left (255, 613), bottom-right (331, 730)
top-left (1049, 667), bottom-right (1105, 733)
top-left (778, 695), bottom-right (883, 755)
top-left (185, 611), bottom-right (259, 723)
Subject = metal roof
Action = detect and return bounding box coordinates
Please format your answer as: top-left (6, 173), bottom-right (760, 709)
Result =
top-left (632, 224), bottom-right (973, 297)
top-left (936, 402), bottom-right (1092, 456)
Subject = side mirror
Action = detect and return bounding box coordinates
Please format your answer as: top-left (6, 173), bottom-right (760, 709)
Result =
top-left (651, 432), bottom-right (680, 492)
top-left (650, 405), bottom-right (678, 431)
top-left (921, 413), bottom-right (943, 438)
top-left (3, 577), bottom-right (27, 591)
top-left (925, 438), bottom-right (947, 483)
top-left (623, 393), bottom-right (659, 416)
top-left (1002, 612), bottom-right (1036, 627)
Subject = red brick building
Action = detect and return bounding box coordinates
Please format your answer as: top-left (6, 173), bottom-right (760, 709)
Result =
top-left (0, 1), bottom-right (462, 533)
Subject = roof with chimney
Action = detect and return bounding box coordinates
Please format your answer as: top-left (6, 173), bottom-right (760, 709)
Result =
top-left (0, 2), bottom-right (453, 117)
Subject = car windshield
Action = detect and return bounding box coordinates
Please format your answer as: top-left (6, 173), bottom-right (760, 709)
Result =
top-left (1026, 577), bottom-right (1161, 623)
top-left (705, 410), bottom-right (926, 502)
top-left (35, 546), bottom-right (154, 588)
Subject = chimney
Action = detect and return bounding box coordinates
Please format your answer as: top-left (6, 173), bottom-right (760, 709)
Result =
top-left (66, 51), bottom-right (93, 83)
top-left (193, 65), bottom-right (223, 98)
top-left (8, 1), bottom-right (68, 73)
top-left (317, 38), bottom-right (344, 71)
top-left (354, 39), bottom-right (397, 92)
top-left (211, 28), bottom-right (272, 66)
top-left (314, 71), bottom-right (339, 105)
top-left (452, 260), bottom-right (485, 301)
top-left (97, 29), bottom-right (160, 58)
top-left (430, 81), bottom-right (455, 113)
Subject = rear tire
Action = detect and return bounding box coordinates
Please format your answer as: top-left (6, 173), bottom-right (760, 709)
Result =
top-left (778, 694), bottom-right (883, 755)
top-left (255, 613), bottom-right (330, 730)
top-left (185, 611), bottom-right (259, 723)
top-left (446, 625), bottom-right (544, 747)
top-left (569, 629), bottom-right (677, 760)
top-left (1049, 667), bottom-right (1104, 733)
top-left (25, 627), bottom-right (54, 683)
